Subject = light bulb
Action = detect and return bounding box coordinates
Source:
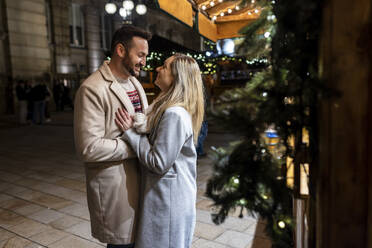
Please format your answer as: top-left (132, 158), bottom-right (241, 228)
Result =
top-left (278, 221), bottom-right (286, 229)
top-left (235, 6), bottom-right (240, 10)
top-left (254, 9), bottom-right (259, 13)
top-left (119, 8), bottom-right (127, 17)
top-left (202, 5), bottom-right (207, 10)
top-left (248, 11), bottom-right (252, 15)
top-left (227, 9), bottom-right (232, 13)
top-left (105, 3), bottom-right (117, 14)
top-left (264, 32), bottom-right (270, 38)
top-left (210, 1), bottom-right (215, 7)
top-left (136, 4), bottom-right (147, 15)
top-left (123, 0), bottom-right (134, 10)
top-left (220, 12), bottom-right (224, 16)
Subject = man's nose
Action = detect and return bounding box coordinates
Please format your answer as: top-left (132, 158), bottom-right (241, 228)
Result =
top-left (141, 58), bottom-right (146, 66)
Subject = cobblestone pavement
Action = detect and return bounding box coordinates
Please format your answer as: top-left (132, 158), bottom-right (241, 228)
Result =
top-left (0, 111), bottom-right (271, 248)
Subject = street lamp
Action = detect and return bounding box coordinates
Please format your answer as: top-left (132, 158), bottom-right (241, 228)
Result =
top-left (105, 0), bottom-right (147, 17)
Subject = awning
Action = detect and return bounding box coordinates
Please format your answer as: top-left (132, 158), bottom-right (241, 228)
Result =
top-left (156, 0), bottom-right (260, 42)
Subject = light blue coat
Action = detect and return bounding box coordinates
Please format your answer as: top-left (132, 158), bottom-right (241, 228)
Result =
top-left (123, 106), bottom-right (197, 248)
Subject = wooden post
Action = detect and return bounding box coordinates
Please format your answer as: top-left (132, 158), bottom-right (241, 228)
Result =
top-left (317, 0), bottom-right (372, 247)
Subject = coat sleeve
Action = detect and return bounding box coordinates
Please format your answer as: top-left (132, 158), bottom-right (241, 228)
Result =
top-left (74, 85), bottom-right (135, 162)
top-left (123, 109), bottom-right (191, 175)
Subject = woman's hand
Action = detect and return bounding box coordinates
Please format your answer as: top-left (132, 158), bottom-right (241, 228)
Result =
top-left (115, 108), bottom-right (133, 131)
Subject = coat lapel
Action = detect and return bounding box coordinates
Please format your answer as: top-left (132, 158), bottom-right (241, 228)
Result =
top-left (99, 61), bottom-right (135, 114)
top-left (110, 81), bottom-right (135, 113)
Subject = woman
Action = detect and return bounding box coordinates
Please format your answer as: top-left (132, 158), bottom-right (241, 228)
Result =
top-left (115, 53), bottom-right (204, 248)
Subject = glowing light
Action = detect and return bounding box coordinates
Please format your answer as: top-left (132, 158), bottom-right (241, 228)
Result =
top-left (254, 9), bottom-right (259, 13)
top-left (136, 4), bottom-right (147, 15)
top-left (123, 0), bottom-right (134, 10)
top-left (210, 1), bottom-right (215, 7)
top-left (233, 178), bottom-right (239, 184)
top-left (212, 16), bottom-right (217, 21)
top-left (278, 221), bottom-right (286, 229)
top-left (119, 8), bottom-right (127, 17)
top-left (206, 51), bottom-right (212, 56)
top-left (227, 8), bottom-right (232, 13)
top-left (105, 3), bottom-right (117, 14)
top-left (264, 32), bottom-right (270, 38)
top-left (220, 12), bottom-right (224, 16)
top-left (235, 6), bottom-right (240, 10)
top-left (202, 5), bottom-right (207, 10)
top-left (248, 11), bottom-right (252, 15)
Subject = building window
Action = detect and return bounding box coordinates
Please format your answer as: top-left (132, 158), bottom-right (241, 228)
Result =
top-left (45, 1), bottom-right (52, 44)
top-left (100, 13), bottom-right (112, 51)
top-left (69, 3), bottom-right (85, 47)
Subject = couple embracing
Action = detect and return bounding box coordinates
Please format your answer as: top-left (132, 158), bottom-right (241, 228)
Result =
top-left (74, 25), bottom-right (204, 248)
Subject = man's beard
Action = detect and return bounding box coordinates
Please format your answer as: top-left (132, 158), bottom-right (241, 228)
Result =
top-left (122, 56), bottom-right (139, 77)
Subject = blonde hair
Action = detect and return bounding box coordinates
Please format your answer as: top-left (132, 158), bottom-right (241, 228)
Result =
top-left (148, 53), bottom-right (205, 143)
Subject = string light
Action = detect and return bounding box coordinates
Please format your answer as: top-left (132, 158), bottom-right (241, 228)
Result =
top-left (202, 5), bottom-right (207, 10)
top-left (210, 1), bottom-right (215, 7)
top-left (248, 11), bottom-right (252, 15)
top-left (254, 9), bottom-right (259, 13)
top-left (235, 5), bottom-right (240, 10)
top-left (220, 12), bottom-right (225, 16)
top-left (227, 8), bottom-right (232, 14)
top-left (278, 221), bottom-right (286, 229)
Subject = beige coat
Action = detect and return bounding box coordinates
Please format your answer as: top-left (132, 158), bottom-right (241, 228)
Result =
top-left (74, 61), bottom-right (148, 244)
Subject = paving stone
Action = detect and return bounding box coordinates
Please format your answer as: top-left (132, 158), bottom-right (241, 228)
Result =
top-left (192, 238), bottom-right (230, 248)
top-left (49, 215), bottom-right (84, 230)
top-left (65, 220), bottom-right (93, 240)
top-left (194, 221), bottom-right (225, 240)
top-left (48, 234), bottom-right (100, 248)
top-left (0, 209), bottom-right (27, 228)
top-left (0, 228), bottom-right (16, 241)
top-left (0, 236), bottom-right (32, 247)
top-left (28, 208), bottom-right (65, 224)
top-left (29, 228), bottom-right (69, 246)
top-left (13, 203), bottom-right (45, 216)
top-left (215, 230), bottom-right (254, 248)
top-left (7, 219), bottom-right (50, 237)
top-left (59, 203), bottom-right (90, 220)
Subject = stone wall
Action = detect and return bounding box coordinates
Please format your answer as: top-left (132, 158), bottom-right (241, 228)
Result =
top-left (6, 0), bottom-right (50, 77)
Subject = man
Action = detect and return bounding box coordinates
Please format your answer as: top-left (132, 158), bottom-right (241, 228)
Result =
top-left (74, 25), bottom-right (151, 248)
top-left (15, 80), bottom-right (28, 124)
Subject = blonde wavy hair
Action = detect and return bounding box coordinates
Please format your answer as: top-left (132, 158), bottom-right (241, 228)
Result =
top-left (148, 53), bottom-right (205, 142)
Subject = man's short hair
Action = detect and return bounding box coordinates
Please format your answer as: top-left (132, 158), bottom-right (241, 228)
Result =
top-left (110, 25), bottom-right (152, 56)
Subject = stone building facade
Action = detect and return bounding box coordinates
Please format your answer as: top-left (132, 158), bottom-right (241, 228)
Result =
top-left (0, 0), bottom-right (205, 114)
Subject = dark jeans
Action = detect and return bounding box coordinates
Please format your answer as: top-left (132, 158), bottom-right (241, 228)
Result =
top-left (33, 100), bottom-right (46, 124)
top-left (107, 244), bottom-right (134, 248)
top-left (196, 121), bottom-right (208, 156)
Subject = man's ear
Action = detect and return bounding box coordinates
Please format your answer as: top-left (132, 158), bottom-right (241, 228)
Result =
top-left (116, 43), bottom-right (126, 58)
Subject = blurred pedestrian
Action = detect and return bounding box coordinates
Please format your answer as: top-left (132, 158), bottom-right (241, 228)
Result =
top-left (30, 80), bottom-right (49, 124)
top-left (53, 80), bottom-right (64, 111)
top-left (15, 80), bottom-right (28, 124)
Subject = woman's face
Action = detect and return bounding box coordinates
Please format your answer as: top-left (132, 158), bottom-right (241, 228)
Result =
top-left (154, 56), bottom-right (175, 92)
